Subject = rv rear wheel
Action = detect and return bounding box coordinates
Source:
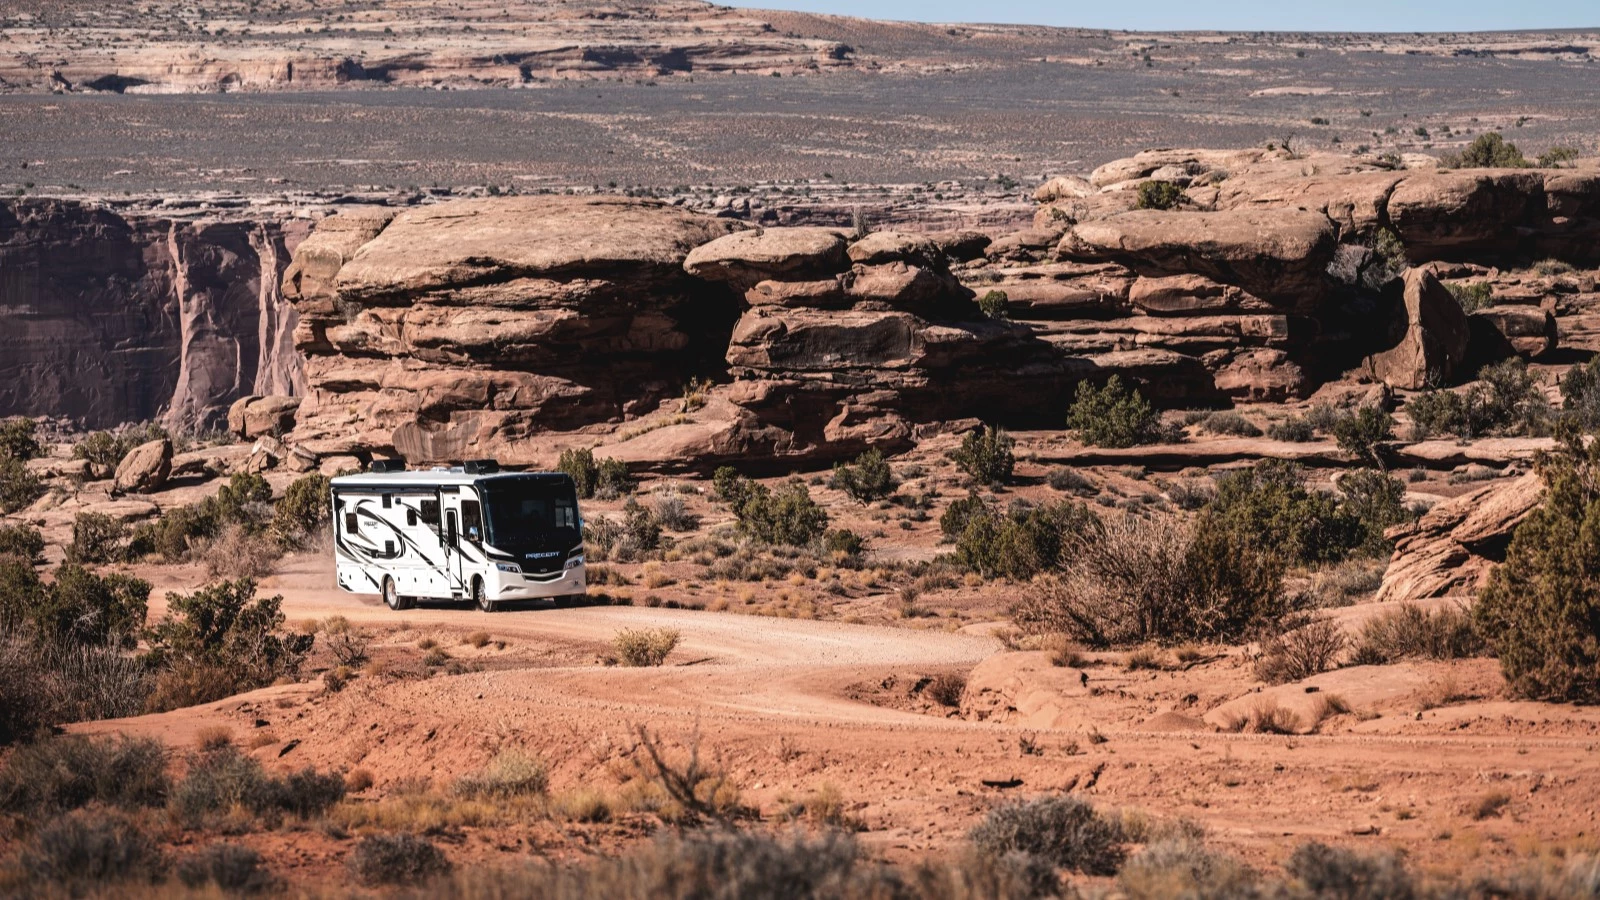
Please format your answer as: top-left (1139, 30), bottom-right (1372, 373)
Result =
top-left (382, 576), bottom-right (409, 611)
top-left (473, 577), bottom-right (496, 613)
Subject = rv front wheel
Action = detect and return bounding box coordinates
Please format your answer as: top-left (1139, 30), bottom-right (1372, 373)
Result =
top-left (473, 577), bottom-right (495, 613)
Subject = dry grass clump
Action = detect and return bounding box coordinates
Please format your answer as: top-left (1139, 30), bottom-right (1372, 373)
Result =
top-left (464, 631), bottom-right (492, 649)
top-left (1118, 834), bottom-right (1256, 900)
top-left (797, 782), bottom-right (865, 831)
top-left (0, 734), bottom-right (169, 816)
top-left (176, 842), bottom-right (274, 893)
top-left (613, 627), bottom-right (681, 667)
top-left (969, 795), bottom-right (1126, 876)
top-left (1469, 790), bottom-right (1513, 821)
top-left (1308, 693), bottom-right (1353, 731)
top-left (169, 744), bottom-right (345, 829)
top-left (1254, 615), bottom-right (1346, 684)
top-left (1221, 700), bottom-right (1302, 735)
top-left (1350, 602), bottom-right (1482, 664)
top-left (453, 751), bottom-right (548, 801)
top-left (201, 523), bottom-right (281, 579)
top-left (16, 809), bottom-right (166, 890)
top-left (925, 672), bottom-right (966, 707)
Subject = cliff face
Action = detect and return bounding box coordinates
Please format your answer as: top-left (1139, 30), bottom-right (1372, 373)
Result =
top-left (0, 199), bottom-right (308, 430)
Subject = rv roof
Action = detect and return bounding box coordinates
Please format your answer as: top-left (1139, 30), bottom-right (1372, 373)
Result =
top-left (330, 470), bottom-right (566, 489)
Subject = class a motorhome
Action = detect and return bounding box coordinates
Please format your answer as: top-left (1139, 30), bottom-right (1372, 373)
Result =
top-left (330, 459), bottom-right (585, 612)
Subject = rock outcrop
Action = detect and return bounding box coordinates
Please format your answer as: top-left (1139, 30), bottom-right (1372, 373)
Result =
top-left (1377, 472), bottom-right (1544, 604)
top-left (287, 197), bottom-right (742, 465)
top-left (1365, 268), bottom-right (1472, 389)
top-left (0, 199), bottom-right (308, 431)
top-left (113, 437), bottom-right (173, 494)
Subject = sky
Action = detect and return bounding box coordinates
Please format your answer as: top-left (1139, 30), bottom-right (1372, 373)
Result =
top-left (738, 0), bottom-right (1599, 33)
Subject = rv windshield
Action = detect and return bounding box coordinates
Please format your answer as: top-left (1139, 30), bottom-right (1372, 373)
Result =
top-left (477, 478), bottom-right (580, 551)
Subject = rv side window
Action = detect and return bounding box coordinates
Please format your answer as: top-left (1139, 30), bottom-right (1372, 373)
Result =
top-left (406, 509), bottom-right (417, 527)
top-left (461, 500), bottom-right (483, 542)
top-left (419, 499), bottom-right (440, 527)
top-left (344, 512), bottom-right (359, 535)
top-left (382, 494), bottom-right (392, 509)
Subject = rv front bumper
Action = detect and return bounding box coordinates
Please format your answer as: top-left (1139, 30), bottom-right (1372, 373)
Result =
top-left (491, 563), bottom-right (585, 600)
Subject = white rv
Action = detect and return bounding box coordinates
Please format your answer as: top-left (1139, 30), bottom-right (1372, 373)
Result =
top-left (330, 461), bottom-right (585, 612)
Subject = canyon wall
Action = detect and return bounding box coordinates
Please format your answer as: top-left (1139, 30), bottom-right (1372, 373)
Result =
top-left (0, 199), bottom-right (309, 431)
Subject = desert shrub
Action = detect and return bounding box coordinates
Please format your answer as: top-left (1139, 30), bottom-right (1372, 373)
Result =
top-left (1337, 468), bottom-right (1413, 556)
top-left (0, 627), bottom-right (152, 741)
top-left (215, 471), bottom-right (273, 522)
top-left (350, 833), bottom-right (452, 886)
top-left (202, 524), bottom-right (282, 579)
top-left (1254, 615), bottom-right (1347, 684)
top-left (596, 457), bottom-right (636, 499)
top-left (1285, 841), bottom-right (1418, 900)
top-left (833, 447), bottom-right (895, 503)
top-left (1331, 405), bottom-right (1393, 467)
top-left (1135, 179), bottom-right (1184, 210)
top-left (324, 626), bottom-right (371, 667)
top-left (0, 734), bottom-right (169, 814)
top-left (453, 751), bottom-right (548, 800)
top-left (1475, 423), bottom-right (1600, 701)
top-left (823, 528), bottom-right (866, 559)
top-left (558, 447), bottom-right (600, 498)
top-left (1047, 467), bottom-right (1094, 494)
top-left (1202, 460), bottom-right (1362, 566)
top-left (0, 554), bottom-right (42, 633)
top-left (1405, 389), bottom-right (1467, 440)
top-left (0, 416), bottom-right (42, 462)
top-left (1446, 280), bottom-right (1494, 312)
top-left (73, 430), bottom-right (126, 471)
top-left (170, 743), bottom-right (344, 827)
top-left (1068, 376), bottom-right (1161, 448)
top-left (30, 564), bottom-right (150, 650)
top-left (1539, 146), bottom-right (1580, 168)
top-left (951, 426), bottom-right (1015, 485)
top-left (977, 289), bottom-right (1009, 319)
top-left (723, 476), bottom-right (829, 547)
top-left (0, 522), bottom-right (44, 562)
top-left (940, 490), bottom-right (991, 540)
top-left (650, 487), bottom-right (699, 532)
top-left (271, 472), bottom-right (330, 546)
top-left (584, 515), bottom-right (623, 561)
top-left (955, 500), bottom-right (1096, 581)
top-left (1118, 836), bottom-right (1256, 900)
top-left (926, 672), bottom-right (966, 707)
top-left (66, 511), bottom-right (127, 564)
top-left (1561, 355), bottom-right (1600, 430)
top-left (143, 578), bottom-right (313, 711)
top-left (617, 498), bottom-right (662, 560)
top-left (614, 627), bottom-right (680, 666)
top-left (1349, 602), bottom-right (1483, 665)
top-left (1441, 131), bottom-right (1529, 168)
top-left (1016, 513), bottom-right (1283, 646)
top-left (1268, 416), bottom-right (1316, 442)
top-left (1372, 227), bottom-right (1409, 281)
top-left (1405, 364), bottom-right (1552, 440)
top-left (1198, 411), bottom-right (1261, 437)
top-left (969, 795), bottom-right (1126, 876)
top-left (0, 453), bottom-right (43, 513)
top-left (18, 810), bottom-right (165, 888)
top-left (177, 843), bottom-right (274, 893)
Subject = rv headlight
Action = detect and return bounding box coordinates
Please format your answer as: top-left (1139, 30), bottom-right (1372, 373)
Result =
top-left (565, 555), bottom-right (584, 569)
top-left (495, 562), bottom-right (521, 574)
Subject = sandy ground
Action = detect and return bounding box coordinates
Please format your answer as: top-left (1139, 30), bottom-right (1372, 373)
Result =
top-left (73, 548), bottom-right (1600, 879)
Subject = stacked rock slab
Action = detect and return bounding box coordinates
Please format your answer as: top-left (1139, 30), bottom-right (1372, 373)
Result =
top-left (285, 197), bottom-right (740, 465)
top-left (683, 228), bottom-right (1081, 460)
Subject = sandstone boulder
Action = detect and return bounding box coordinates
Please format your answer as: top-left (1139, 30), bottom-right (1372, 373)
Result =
top-left (1471, 306), bottom-right (1558, 358)
top-left (1377, 471), bottom-right (1543, 604)
top-left (683, 226), bottom-right (846, 290)
top-left (1387, 171), bottom-right (1545, 258)
top-left (1088, 148), bottom-right (1273, 188)
top-left (1033, 175), bottom-right (1094, 203)
top-left (113, 438), bottom-right (172, 494)
top-left (1366, 269), bottom-right (1472, 390)
top-left (1058, 208), bottom-right (1337, 306)
top-left (227, 395), bottom-right (301, 439)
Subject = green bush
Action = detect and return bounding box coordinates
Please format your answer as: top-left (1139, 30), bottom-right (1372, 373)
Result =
top-left (1408, 359), bottom-right (1549, 440)
top-left (271, 473), bottom-right (330, 547)
top-left (596, 457), bottom-right (635, 499)
top-left (558, 448), bottom-right (600, 498)
top-left (969, 795), bottom-right (1126, 876)
top-left (18, 810), bottom-right (165, 889)
top-left (67, 511), bottom-right (128, 564)
top-left (1068, 377), bottom-right (1162, 448)
top-left (0, 734), bottom-right (169, 815)
top-left (1267, 417), bottom-right (1316, 442)
top-left (977, 289), bottom-right (1009, 319)
top-left (950, 426), bottom-right (1015, 485)
top-left (1446, 280), bottom-right (1494, 312)
top-left (1135, 180), bottom-right (1183, 210)
top-left (940, 490), bottom-right (991, 540)
top-left (0, 416), bottom-right (42, 462)
top-left (1330, 405), bottom-right (1393, 467)
top-left (1336, 468), bottom-right (1413, 556)
top-left (833, 447), bottom-right (895, 503)
top-left (1539, 146), bottom-right (1580, 168)
top-left (0, 453), bottom-right (43, 514)
top-left (1474, 424), bottom-right (1600, 701)
top-left (28, 565), bottom-right (150, 650)
top-left (73, 431), bottom-right (125, 471)
top-left (956, 501), bottom-right (1095, 581)
top-left (823, 528), bottom-right (866, 559)
top-left (1198, 411), bottom-right (1261, 438)
top-left (618, 498), bottom-right (662, 560)
top-left (1562, 355), bottom-right (1600, 430)
top-left (1372, 227), bottom-right (1409, 281)
top-left (350, 833), bottom-right (451, 886)
top-left (143, 578), bottom-right (312, 711)
top-left (1441, 131), bottom-right (1529, 168)
top-left (1202, 460), bottom-right (1362, 566)
top-left (0, 522), bottom-right (44, 562)
top-left (719, 475), bottom-right (829, 547)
